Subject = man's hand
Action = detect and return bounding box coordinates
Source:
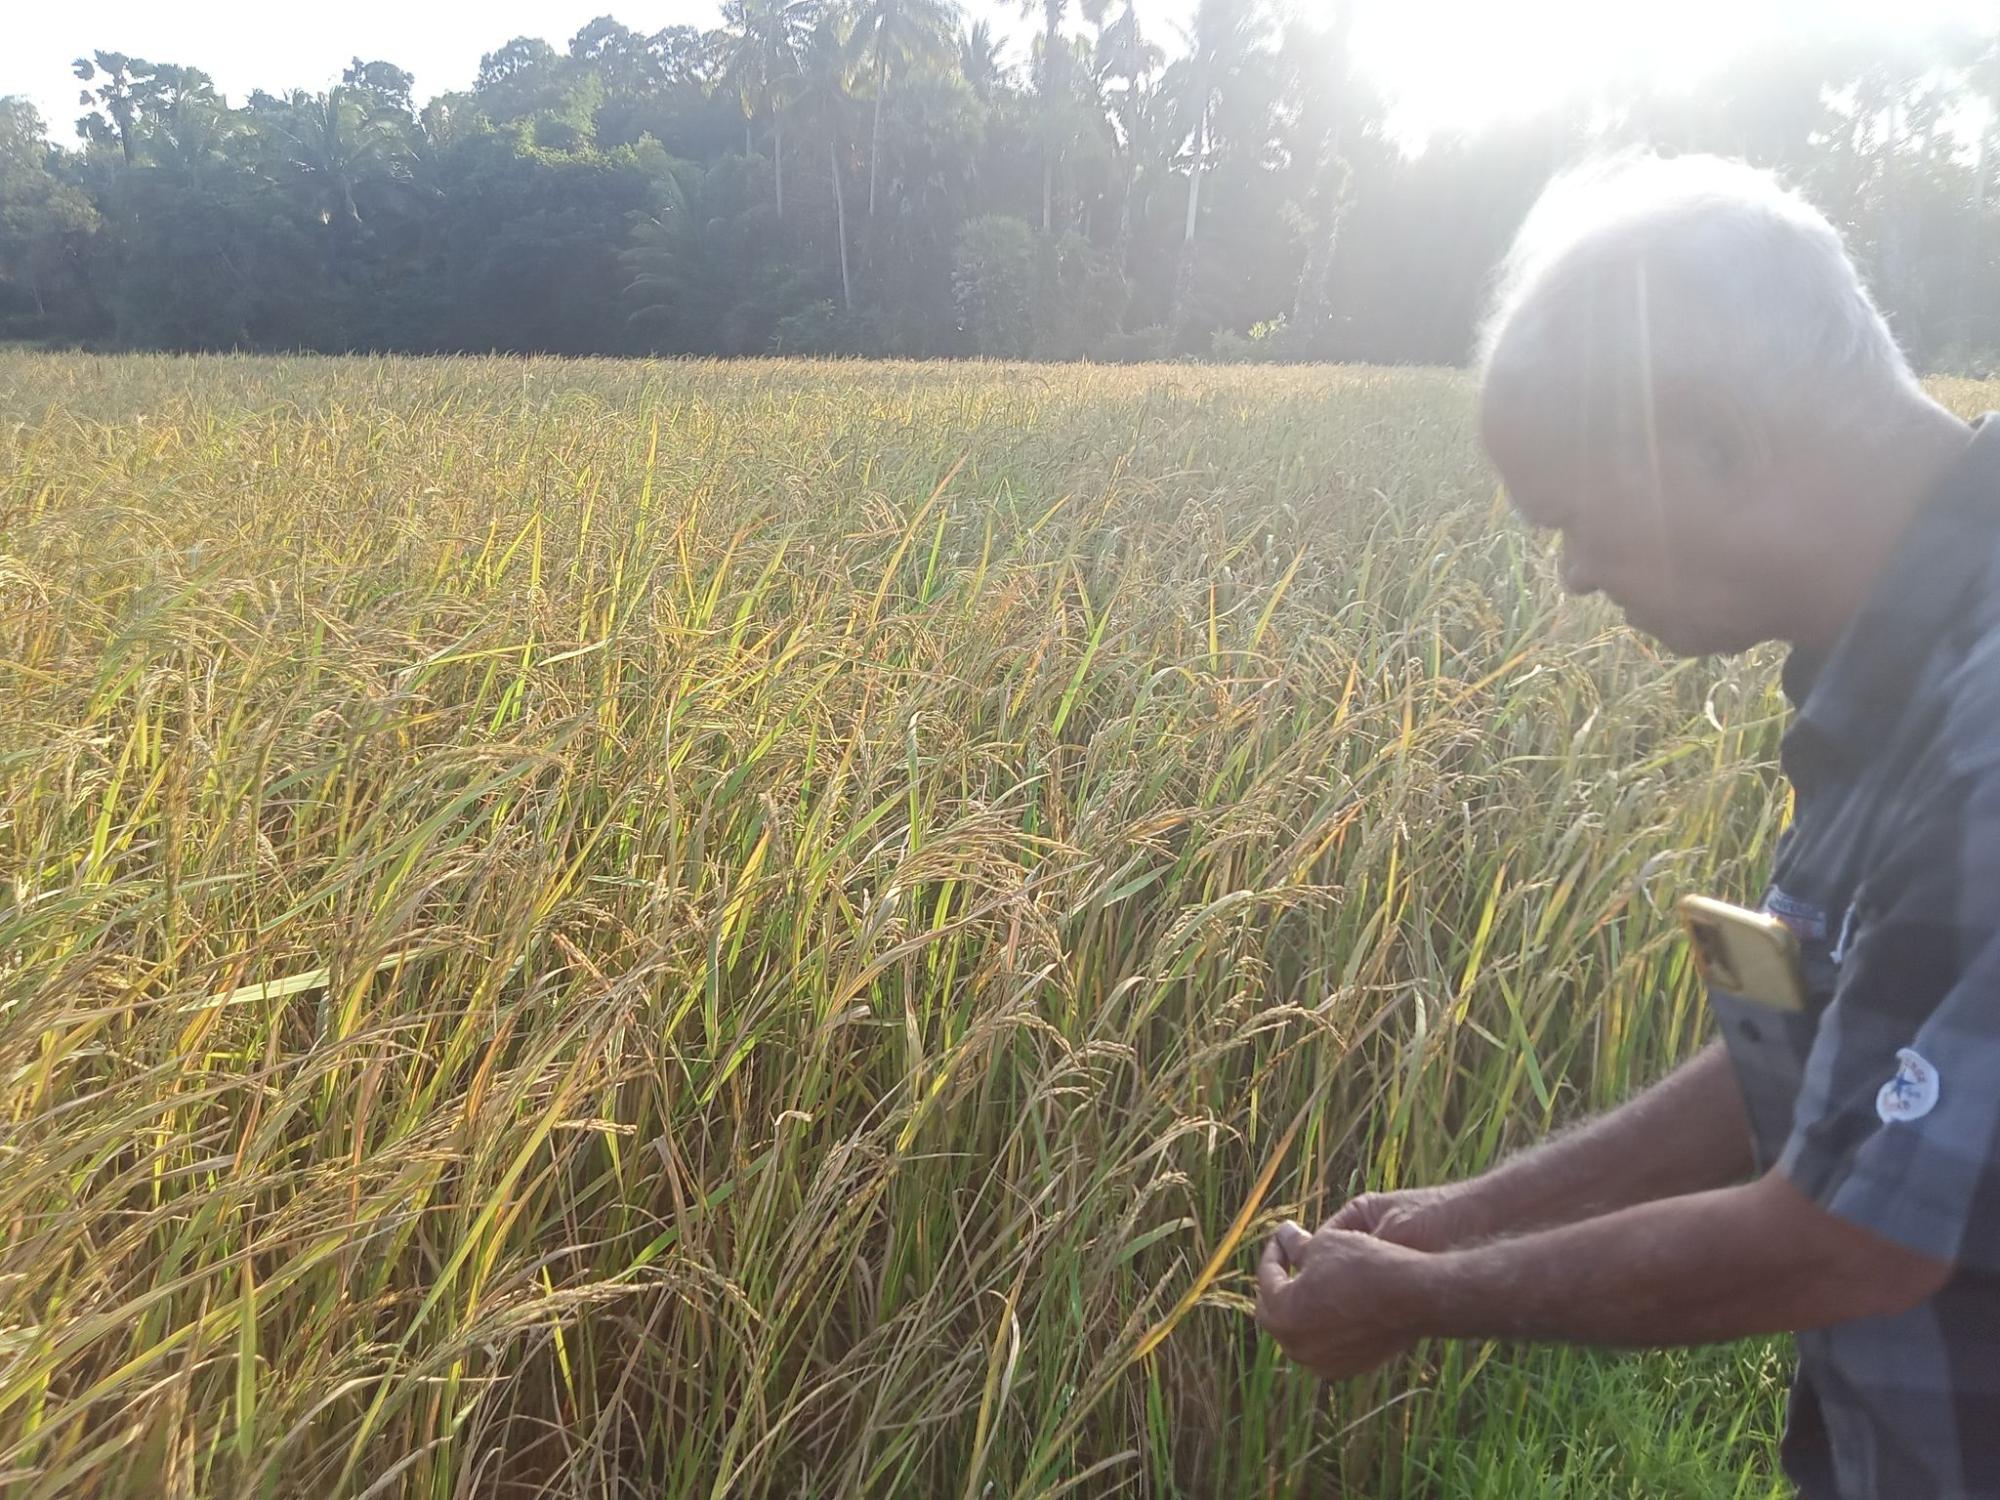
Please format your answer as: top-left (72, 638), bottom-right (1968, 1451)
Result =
top-left (1255, 1218), bottom-right (1430, 1381)
top-left (1318, 1047), bottom-right (1757, 1258)
top-left (1263, 1172), bottom-right (1953, 1368)
top-left (1326, 1184), bottom-right (1480, 1252)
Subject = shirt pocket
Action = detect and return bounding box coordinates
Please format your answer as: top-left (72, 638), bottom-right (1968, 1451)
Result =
top-left (1709, 986), bottom-right (1822, 1173)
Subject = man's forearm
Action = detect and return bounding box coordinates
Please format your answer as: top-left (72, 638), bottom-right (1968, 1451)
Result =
top-left (1406, 1173), bottom-right (1949, 1349)
top-left (1448, 1043), bottom-right (1753, 1239)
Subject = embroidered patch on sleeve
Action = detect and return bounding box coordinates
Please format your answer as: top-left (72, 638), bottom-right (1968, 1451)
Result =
top-left (1877, 1049), bottom-right (1941, 1124)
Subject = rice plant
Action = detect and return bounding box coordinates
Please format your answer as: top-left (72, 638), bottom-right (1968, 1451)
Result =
top-left (10, 354), bottom-right (1981, 1498)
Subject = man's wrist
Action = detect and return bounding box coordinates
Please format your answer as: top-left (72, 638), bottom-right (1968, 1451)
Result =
top-left (1378, 1239), bottom-right (1459, 1343)
top-left (1418, 1177), bottom-right (1515, 1248)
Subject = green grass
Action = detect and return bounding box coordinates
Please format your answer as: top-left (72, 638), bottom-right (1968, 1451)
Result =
top-left (6, 353), bottom-right (1985, 1498)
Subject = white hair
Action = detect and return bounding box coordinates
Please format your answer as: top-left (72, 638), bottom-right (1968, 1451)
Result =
top-left (1478, 153), bottom-right (1918, 438)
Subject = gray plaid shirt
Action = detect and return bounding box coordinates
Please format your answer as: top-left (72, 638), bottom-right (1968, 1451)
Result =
top-left (1710, 414), bottom-right (2000, 1499)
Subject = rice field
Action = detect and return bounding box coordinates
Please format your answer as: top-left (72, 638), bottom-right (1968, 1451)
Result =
top-left (10, 354), bottom-right (1985, 1498)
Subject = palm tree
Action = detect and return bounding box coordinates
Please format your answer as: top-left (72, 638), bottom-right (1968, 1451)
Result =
top-left (1279, 7), bottom-right (1360, 337)
top-left (133, 65), bottom-right (239, 184)
top-left (1970, 38), bottom-right (2000, 217)
top-left (71, 56), bottom-right (232, 173)
top-left (847, 0), bottom-right (961, 220)
top-left (72, 52), bottom-right (153, 165)
top-left (1087, 2), bottom-right (1161, 94)
top-left (781, 12), bottom-right (857, 308)
top-left (625, 162), bottom-right (711, 339)
top-left (958, 21), bottom-right (1008, 104)
top-left (1021, 0), bottom-right (1072, 232)
top-left (276, 86), bottom-right (404, 227)
top-left (1085, 1), bottom-right (1163, 258)
top-left (715, 0), bottom-right (818, 219)
top-left (1159, 0), bottom-right (1267, 326)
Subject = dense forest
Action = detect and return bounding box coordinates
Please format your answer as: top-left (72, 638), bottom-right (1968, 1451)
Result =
top-left (3, 3), bottom-right (1998, 366)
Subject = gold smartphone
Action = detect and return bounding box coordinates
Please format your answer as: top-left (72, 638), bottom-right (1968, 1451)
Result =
top-left (1677, 895), bottom-right (1808, 1013)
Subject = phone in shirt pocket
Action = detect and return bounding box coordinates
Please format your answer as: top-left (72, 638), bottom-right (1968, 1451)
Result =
top-left (1678, 896), bottom-right (1808, 1012)
top-left (1681, 894), bottom-right (1823, 1171)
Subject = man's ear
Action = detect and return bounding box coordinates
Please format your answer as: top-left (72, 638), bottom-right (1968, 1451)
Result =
top-left (1657, 380), bottom-right (1770, 498)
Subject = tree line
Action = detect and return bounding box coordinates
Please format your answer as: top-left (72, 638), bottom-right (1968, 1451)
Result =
top-left (2, 3), bottom-right (1998, 366)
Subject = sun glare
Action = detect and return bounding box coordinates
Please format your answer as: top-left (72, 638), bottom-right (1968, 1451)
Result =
top-left (1353, 0), bottom-right (2000, 141)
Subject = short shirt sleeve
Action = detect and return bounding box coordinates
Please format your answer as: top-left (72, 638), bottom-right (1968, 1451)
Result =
top-left (1777, 754), bottom-right (2000, 1271)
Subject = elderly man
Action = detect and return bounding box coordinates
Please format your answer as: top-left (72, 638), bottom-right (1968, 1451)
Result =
top-left (1256, 152), bottom-right (2000, 1499)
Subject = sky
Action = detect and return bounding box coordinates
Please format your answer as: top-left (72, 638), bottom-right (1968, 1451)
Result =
top-left (8, 0), bottom-right (1998, 151)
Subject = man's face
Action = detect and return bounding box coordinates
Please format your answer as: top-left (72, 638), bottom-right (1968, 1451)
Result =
top-left (1480, 384), bottom-right (1784, 658)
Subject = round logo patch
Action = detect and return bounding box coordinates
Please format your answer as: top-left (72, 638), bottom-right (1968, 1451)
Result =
top-left (1877, 1049), bottom-right (1940, 1124)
